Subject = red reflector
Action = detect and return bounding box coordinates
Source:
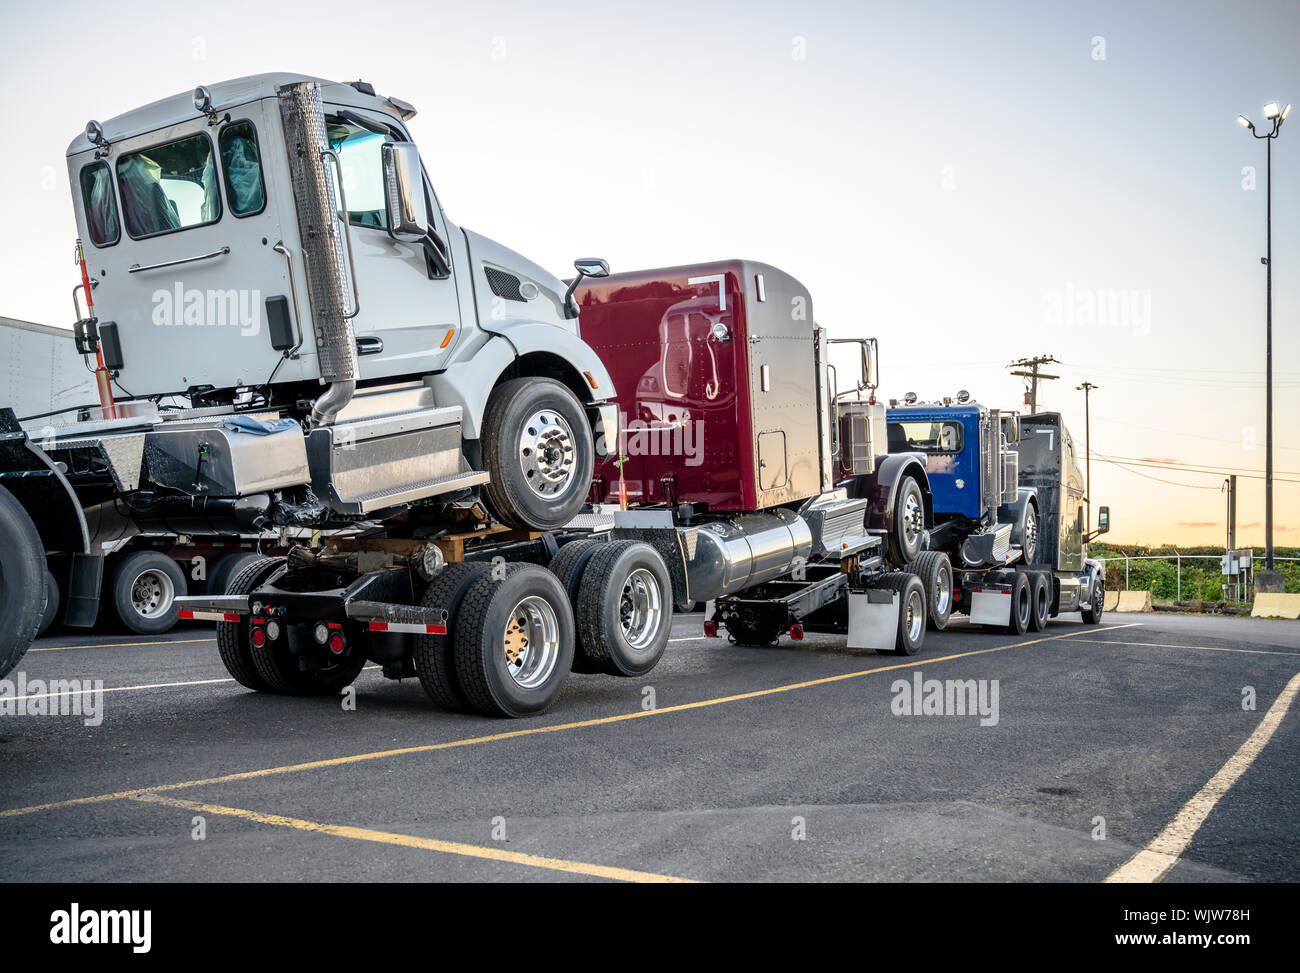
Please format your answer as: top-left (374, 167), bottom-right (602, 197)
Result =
top-left (369, 622), bottom-right (389, 632)
top-left (704, 619), bottom-right (718, 637)
top-left (426, 624), bottom-right (447, 635)
top-left (178, 610), bottom-right (194, 620)
top-left (223, 613), bottom-right (241, 622)
top-left (329, 633), bottom-right (345, 655)
top-left (252, 617), bottom-right (267, 625)
top-left (953, 590), bottom-right (962, 601)
top-left (250, 627), bottom-right (266, 648)
top-left (790, 624), bottom-right (804, 641)
top-left (971, 588), bottom-right (982, 594)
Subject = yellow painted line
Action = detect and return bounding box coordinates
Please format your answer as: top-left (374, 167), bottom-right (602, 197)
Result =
top-left (6, 665), bottom-right (383, 702)
top-left (1072, 638), bottom-right (1300, 657)
top-left (132, 793), bottom-right (694, 883)
top-left (31, 637), bottom-right (216, 653)
top-left (1104, 669), bottom-right (1300, 884)
top-left (0, 623), bottom-right (1141, 820)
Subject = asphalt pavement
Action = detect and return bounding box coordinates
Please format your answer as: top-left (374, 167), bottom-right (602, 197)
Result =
top-left (2, 610), bottom-right (1297, 882)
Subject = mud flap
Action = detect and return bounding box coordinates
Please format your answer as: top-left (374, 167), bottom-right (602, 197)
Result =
top-left (847, 588), bottom-right (899, 650)
top-left (970, 589), bottom-right (1012, 626)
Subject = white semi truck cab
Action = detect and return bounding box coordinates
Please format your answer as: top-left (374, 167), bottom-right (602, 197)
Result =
top-left (0, 74), bottom-right (624, 692)
top-left (63, 73), bottom-right (616, 527)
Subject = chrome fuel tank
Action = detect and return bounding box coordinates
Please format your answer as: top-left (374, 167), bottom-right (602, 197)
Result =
top-left (684, 508), bottom-right (812, 601)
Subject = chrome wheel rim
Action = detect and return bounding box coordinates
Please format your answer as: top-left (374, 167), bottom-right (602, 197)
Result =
top-left (519, 409), bottom-right (576, 500)
top-left (620, 568), bottom-right (663, 649)
top-left (131, 569), bottom-right (174, 619)
top-left (905, 588), bottom-right (925, 642)
top-left (1023, 506), bottom-right (1038, 563)
top-left (502, 595), bottom-right (560, 689)
top-left (901, 490), bottom-right (924, 549)
top-left (934, 563), bottom-right (952, 614)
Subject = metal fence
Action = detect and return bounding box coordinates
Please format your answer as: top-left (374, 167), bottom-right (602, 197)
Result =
top-left (1094, 552), bottom-right (1300, 601)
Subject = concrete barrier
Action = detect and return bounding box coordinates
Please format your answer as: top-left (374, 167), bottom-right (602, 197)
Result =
top-left (1104, 589), bottom-right (1120, 612)
top-left (1251, 593), bottom-right (1300, 620)
top-left (1115, 590), bottom-right (1153, 613)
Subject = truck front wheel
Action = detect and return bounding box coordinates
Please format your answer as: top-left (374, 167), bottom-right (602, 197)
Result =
top-left (1082, 574), bottom-right (1105, 625)
top-left (480, 377), bottom-right (594, 531)
top-left (888, 476), bottom-right (926, 565)
top-left (0, 484), bottom-right (45, 678)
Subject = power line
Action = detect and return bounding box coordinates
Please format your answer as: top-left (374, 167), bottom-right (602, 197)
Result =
top-left (1089, 451), bottom-right (1300, 483)
top-left (1095, 454), bottom-right (1225, 490)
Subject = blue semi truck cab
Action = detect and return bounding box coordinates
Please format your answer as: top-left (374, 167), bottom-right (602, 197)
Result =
top-left (885, 397), bottom-right (1110, 634)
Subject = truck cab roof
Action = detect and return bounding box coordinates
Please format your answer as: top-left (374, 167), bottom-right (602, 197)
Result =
top-left (66, 73), bottom-right (411, 156)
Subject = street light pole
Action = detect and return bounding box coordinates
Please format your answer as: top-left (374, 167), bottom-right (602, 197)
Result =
top-left (1077, 381), bottom-right (1097, 532)
top-left (1238, 102), bottom-right (1289, 573)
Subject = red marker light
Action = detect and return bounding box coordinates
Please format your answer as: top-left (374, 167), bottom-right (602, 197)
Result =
top-left (703, 619), bottom-right (718, 637)
top-left (328, 633), bottom-right (346, 655)
top-left (250, 627), bottom-right (267, 648)
top-left (789, 624), bottom-right (804, 641)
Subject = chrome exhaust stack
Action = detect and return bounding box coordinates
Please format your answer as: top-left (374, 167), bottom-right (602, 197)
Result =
top-left (276, 81), bottom-right (360, 426)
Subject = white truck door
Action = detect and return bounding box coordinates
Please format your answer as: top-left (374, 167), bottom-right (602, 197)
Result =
top-left (325, 108), bottom-right (461, 381)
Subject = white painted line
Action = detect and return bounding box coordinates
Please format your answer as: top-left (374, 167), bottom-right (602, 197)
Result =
top-left (30, 637), bottom-right (216, 653)
top-left (7, 666), bottom-right (383, 702)
top-left (1071, 638), bottom-right (1300, 657)
top-left (1104, 669), bottom-right (1300, 883)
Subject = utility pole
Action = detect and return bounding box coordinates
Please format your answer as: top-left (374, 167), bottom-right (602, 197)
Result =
top-left (1224, 475), bottom-right (1237, 551)
top-left (1008, 355), bottom-right (1060, 413)
top-left (1077, 381), bottom-right (1097, 531)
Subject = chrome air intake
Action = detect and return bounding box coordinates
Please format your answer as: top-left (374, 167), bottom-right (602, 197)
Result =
top-left (277, 81), bottom-right (358, 425)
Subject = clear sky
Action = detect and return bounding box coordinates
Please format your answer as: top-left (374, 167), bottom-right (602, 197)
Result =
top-left (0, 0), bottom-right (1296, 547)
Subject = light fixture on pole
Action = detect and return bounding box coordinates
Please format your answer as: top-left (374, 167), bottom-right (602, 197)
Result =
top-left (1238, 100), bottom-right (1289, 580)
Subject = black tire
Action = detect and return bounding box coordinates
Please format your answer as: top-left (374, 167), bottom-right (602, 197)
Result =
top-left (1082, 572), bottom-right (1105, 625)
top-left (888, 476), bottom-right (926, 565)
top-left (909, 551), bottom-right (953, 630)
top-left (0, 485), bottom-right (45, 678)
top-left (575, 541), bottom-right (671, 677)
top-left (37, 569), bottom-right (61, 637)
top-left (216, 556), bottom-right (285, 692)
top-left (413, 561), bottom-right (494, 711)
top-left (876, 571), bottom-right (927, 656)
top-left (1028, 571), bottom-right (1049, 632)
top-left (207, 551), bottom-right (261, 595)
top-left (547, 538), bottom-right (606, 672)
top-left (480, 377), bottom-right (594, 531)
top-left (1008, 571), bottom-right (1032, 635)
top-left (724, 610), bottom-right (783, 647)
top-left (109, 550), bottom-right (187, 635)
top-left (1013, 501), bottom-right (1039, 566)
top-left (453, 564), bottom-right (575, 718)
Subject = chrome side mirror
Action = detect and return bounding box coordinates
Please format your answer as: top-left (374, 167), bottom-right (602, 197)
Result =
top-left (382, 142), bottom-right (428, 241)
top-left (573, 258), bottom-right (610, 279)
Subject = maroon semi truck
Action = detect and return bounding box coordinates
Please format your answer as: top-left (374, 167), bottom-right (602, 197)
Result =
top-left (574, 260), bottom-right (939, 646)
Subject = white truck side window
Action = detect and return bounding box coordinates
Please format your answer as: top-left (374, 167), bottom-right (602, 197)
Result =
top-left (116, 132), bottom-right (222, 238)
top-left (327, 118), bottom-right (388, 229)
